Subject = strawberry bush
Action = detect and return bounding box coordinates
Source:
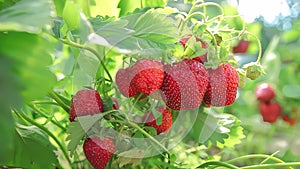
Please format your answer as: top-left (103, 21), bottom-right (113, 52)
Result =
top-left (1, 0), bottom-right (300, 168)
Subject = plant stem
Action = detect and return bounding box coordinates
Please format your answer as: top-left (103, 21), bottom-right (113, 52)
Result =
top-left (28, 103), bottom-right (67, 132)
top-left (227, 154), bottom-right (286, 164)
top-left (31, 101), bottom-right (59, 105)
top-left (126, 120), bottom-right (170, 157)
top-left (197, 161), bottom-right (239, 169)
top-left (59, 38), bottom-right (113, 82)
top-left (48, 91), bottom-right (70, 113)
top-left (245, 31), bottom-right (262, 63)
top-left (14, 110), bottom-right (72, 167)
top-left (240, 162), bottom-right (300, 169)
top-left (219, 29), bottom-right (262, 63)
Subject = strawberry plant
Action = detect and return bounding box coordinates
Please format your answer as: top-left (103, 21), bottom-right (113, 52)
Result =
top-left (1, 0), bottom-right (300, 169)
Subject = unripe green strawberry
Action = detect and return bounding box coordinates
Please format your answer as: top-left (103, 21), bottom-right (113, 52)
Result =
top-left (83, 137), bottom-right (114, 169)
top-left (204, 63), bottom-right (239, 107)
top-left (243, 62), bottom-right (265, 80)
top-left (142, 107), bottom-right (172, 134)
top-left (69, 89), bottom-right (103, 122)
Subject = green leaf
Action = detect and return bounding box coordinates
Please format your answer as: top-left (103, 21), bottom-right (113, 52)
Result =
top-left (217, 116), bottom-right (245, 148)
top-left (62, 1), bottom-right (80, 31)
top-left (0, 32), bottom-right (56, 103)
top-left (0, 0), bottom-right (53, 33)
top-left (0, 57), bottom-right (22, 163)
top-left (191, 108), bottom-right (231, 146)
top-left (66, 113), bottom-right (104, 156)
top-left (116, 148), bottom-right (145, 167)
top-left (117, 0), bottom-right (166, 17)
top-left (143, 0), bottom-right (166, 7)
top-left (92, 10), bottom-right (179, 57)
top-left (65, 121), bottom-right (85, 157)
top-left (117, 0), bottom-right (142, 17)
top-left (4, 125), bottom-right (59, 169)
top-left (133, 10), bottom-right (179, 45)
top-left (133, 131), bottom-right (145, 148)
top-left (0, 0), bottom-right (20, 10)
top-left (53, 0), bottom-right (66, 16)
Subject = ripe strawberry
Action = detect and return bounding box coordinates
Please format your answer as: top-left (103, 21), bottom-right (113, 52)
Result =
top-left (160, 60), bottom-right (208, 110)
top-left (255, 83), bottom-right (275, 102)
top-left (116, 67), bottom-right (138, 97)
top-left (180, 36), bottom-right (208, 63)
top-left (69, 89), bottom-right (103, 122)
top-left (142, 107), bottom-right (172, 134)
top-left (233, 40), bottom-right (249, 53)
top-left (282, 109), bottom-right (298, 126)
top-left (259, 102), bottom-right (281, 123)
top-left (204, 63), bottom-right (239, 107)
top-left (132, 59), bottom-right (164, 95)
top-left (83, 137), bottom-right (114, 169)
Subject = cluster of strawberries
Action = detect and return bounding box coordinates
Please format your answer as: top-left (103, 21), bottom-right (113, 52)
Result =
top-left (255, 83), bottom-right (297, 125)
top-left (69, 89), bottom-right (114, 169)
top-left (116, 37), bottom-right (239, 112)
top-left (67, 36), bottom-right (241, 169)
top-left (68, 89), bottom-right (173, 169)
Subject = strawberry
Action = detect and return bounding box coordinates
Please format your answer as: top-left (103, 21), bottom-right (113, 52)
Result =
top-left (204, 63), bottom-right (239, 107)
top-left (83, 137), bottom-right (114, 169)
top-left (259, 102), bottom-right (281, 123)
top-left (282, 109), bottom-right (298, 126)
top-left (142, 107), bottom-right (172, 134)
top-left (132, 59), bottom-right (164, 95)
top-left (116, 67), bottom-right (138, 97)
top-left (160, 60), bottom-right (208, 110)
top-left (69, 89), bottom-right (103, 122)
top-left (180, 36), bottom-right (208, 63)
top-left (255, 83), bottom-right (275, 102)
top-left (233, 40), bottom-right (249, 53)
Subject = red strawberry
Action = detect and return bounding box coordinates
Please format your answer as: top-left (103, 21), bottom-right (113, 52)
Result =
top-left (259, 102), bottom-right (281, 123)
top-left (116, 67), bottom-right (138, 97)
top-left (132, 59), bottom-right (164, 95)
top-left (69, 89), bottom-right (103, 122)
top-left (204, 63), bottom-right (239, 107)
top-left (233, 40), bottom-right (249, 53)
top-left (282, 109), bottom-right (298, 126)
top-left (255, 83), bottom-right (275, 102)
top-left (142, 107), bottom-right (172, 134)
top-left (180, 36), bottom-right (208, 63)
top-left (83, 137), bottom-right (114, 169)
top-left (160, 60), bottom-right (208, 110)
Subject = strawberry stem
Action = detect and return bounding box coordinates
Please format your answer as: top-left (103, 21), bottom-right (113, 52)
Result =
top-left (226, 153), bottom-right (292, 169)
top-left (126, 120), bottom-right (170, 157)
top-left (28, 103), bottom-right (67, 132)
top-left (179, 2), bottom-right (223, 35)
top-left (59, 38), bottom-right (113, 82)
top-left (197, 161), bottom-right (239, 169)
top-left (240, 162), bottom-right (300, 169)
top-left (48, 91), bottom-right (70, 113)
